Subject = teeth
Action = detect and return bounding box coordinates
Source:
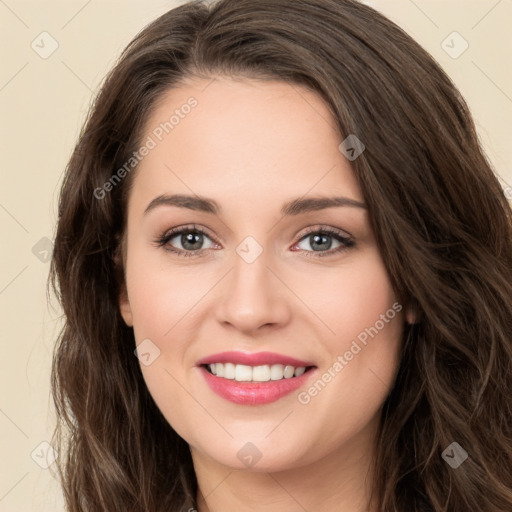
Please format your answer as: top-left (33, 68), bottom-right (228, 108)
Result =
top-left (283, 365), bottom-right (295, 379)
top-left (252, 365), bottom-right (271, 381)
top-left (207, 363), bottom-right (307, 381)
top-left (224, 362), bottom-right (236, 379)
top-left (294, 366), bottom-right (306, 377)
top-left (235, 364), bottom-right (252, 381)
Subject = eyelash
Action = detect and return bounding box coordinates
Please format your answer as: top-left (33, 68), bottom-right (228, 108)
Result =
top-left (154, 224), bottom-right (355, 259)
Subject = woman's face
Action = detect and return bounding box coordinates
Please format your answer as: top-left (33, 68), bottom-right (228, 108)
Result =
top-left (119, 76), bottom-right (405, 472)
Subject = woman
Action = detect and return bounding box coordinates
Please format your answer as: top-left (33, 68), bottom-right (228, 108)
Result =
top-left (49, 0), bottom-right (512, 510)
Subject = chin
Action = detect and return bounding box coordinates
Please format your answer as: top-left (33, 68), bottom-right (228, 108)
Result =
top-left (191, 433), bottom-right (315, 473)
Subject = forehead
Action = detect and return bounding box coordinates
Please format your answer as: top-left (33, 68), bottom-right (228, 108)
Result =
top-left (130, 76), bottom-right (363, 213)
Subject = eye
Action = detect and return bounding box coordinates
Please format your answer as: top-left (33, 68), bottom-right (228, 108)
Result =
top-left (155, 224), bottom-right (355, 259)
top-left (155, 225), bottom-right (217, 257)
top-left (292, 227), bottom-right (355, 258)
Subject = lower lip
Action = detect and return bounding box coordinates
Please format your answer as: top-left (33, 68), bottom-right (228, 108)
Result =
top-left (199, 366), bottom-right (316, 405)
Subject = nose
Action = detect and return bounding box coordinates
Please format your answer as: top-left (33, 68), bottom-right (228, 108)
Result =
top-left (215, 249), bottom-right (292, 334)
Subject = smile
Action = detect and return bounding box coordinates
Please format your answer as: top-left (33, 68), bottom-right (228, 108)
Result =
top-left (205, 363), bottom-right (309, 381)
top-left (197, 351), bottom-right (317, 405)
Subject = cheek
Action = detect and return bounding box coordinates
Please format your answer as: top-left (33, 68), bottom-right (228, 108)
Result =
top-left (125, 248), bottom-right (200, 435)
top-left (295, 250), bottom-right (404, 410)
top-left (125, 244), bottom-right (201, 340)
top-left (295, 251), bottom-right (404, 429)
top-left (295, 250), bottom-right (400, 345)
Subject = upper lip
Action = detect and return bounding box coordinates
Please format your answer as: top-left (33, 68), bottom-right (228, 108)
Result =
top-left (196, 351), bottom-right (315, 367)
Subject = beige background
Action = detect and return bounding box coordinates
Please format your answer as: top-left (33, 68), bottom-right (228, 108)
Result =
top-left (0, 0), bottom-right (511, 510)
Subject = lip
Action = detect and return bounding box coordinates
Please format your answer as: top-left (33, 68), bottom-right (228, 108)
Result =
top-left (196, 350), bottom-right (314, 367)
top-left (199, 366), bottom-right (316, 405)
top-left (196, 351), bottom-right (317, 405)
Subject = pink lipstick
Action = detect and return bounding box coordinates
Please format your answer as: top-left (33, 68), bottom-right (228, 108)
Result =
top-left (197, 351), bottom-right (316, 405)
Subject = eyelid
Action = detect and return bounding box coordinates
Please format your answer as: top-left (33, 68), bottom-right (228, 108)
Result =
top-left (157, 224), bottom-right (216, 243)
top-left (296, 224), bottom-right (353, 240)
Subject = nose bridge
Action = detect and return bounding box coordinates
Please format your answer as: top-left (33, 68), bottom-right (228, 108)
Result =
top-left (215, 242), bottom-right (290, 332)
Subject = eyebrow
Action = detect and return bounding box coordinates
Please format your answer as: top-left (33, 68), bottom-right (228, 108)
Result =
top-left (143, 193), bottom-right (367, 216)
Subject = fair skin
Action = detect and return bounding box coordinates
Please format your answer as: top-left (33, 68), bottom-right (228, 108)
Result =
top-left (119, 76), bottom-right (411, 511)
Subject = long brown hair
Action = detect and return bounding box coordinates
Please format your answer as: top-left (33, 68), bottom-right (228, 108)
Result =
top-left (49, 0), bottom-right (512, 510)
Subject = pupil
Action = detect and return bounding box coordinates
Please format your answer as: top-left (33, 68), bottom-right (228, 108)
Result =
top-left (311, 234), bottom-right (331, 251)
top-left (182, 232), bottom-right (203, 250)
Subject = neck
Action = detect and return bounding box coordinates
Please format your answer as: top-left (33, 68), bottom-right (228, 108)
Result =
top-left (192, 419), bottom-right (380, 512)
